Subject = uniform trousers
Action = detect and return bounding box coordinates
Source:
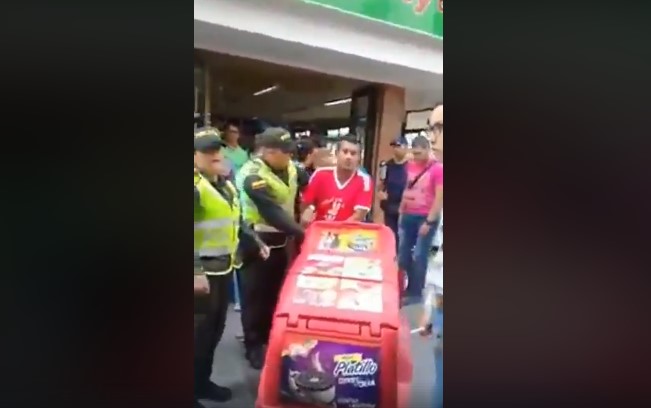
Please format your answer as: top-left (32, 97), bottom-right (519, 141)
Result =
top-left (194, 273), bottom-right (231, 390)
top-left (239, 246), bottom-right (289, 352)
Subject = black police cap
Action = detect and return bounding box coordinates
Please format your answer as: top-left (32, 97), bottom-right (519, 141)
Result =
top-left (194, 127), bottom-right (226, 152)
top-left (255, 127), bottom-right (295, 153)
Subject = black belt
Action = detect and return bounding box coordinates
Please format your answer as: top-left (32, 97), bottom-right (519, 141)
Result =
top-left (257, 231), bottom-right (289, 248)
top-left (199, 255), bottom-right (231, 274)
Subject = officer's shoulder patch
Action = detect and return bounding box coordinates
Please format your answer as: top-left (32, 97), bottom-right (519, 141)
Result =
top-left (251, 179), bottom-right (267, 190)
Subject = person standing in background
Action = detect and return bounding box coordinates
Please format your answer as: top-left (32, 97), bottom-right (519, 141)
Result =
top-left (293, 138), bottom-right (317, 253)
top-left (429, 103), bottom-right (444, 252)
top-left (220, 121), bottom-right (250, 310)
top-left (429, 103), bottom-right (443, 161)
top-left (220, 121), bottom-right (250, 175)
top-left (295, 138), bottom-right (317, 178)
top-left (378, 136), bottom-right (408, 251)
top-left (419, 102), bottom-right (444, 408)
top-left (398, 135), bottom-right (443, 305)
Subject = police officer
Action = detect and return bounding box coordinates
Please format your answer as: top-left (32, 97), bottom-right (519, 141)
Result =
top-left (235, 127), bottom-right (310, 369)
top-left (378, 136), bottom-right (408, 251)
top-left (193, 127), bottom-right (269, 406)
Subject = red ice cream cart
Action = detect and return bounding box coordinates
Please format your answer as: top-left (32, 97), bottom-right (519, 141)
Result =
top-left (256, 222), bottom-right (413, 408)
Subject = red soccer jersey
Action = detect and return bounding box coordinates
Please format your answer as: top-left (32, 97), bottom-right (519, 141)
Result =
top-left (302, 167), bottom-right (374, 221)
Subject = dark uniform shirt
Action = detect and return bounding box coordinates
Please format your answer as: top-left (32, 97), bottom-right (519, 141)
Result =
top-left (294, 161), bottom-right (315, 219)
top-left (242, 161), bottom-right (310, 246)
top-left (379, 158), bottom-right (407, 215)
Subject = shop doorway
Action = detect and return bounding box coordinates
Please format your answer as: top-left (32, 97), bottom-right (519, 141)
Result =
top-left (194, 49), bottom-right (379, 164)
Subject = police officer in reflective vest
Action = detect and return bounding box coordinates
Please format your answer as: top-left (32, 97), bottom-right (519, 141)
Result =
top-left (194, 127), bottom-right (269, 406)
top-left (235, 127), bottom-right (310, 369)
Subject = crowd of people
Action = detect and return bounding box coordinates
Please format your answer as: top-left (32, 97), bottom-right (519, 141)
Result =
top-left (193, 104), bottom-right (443, 408)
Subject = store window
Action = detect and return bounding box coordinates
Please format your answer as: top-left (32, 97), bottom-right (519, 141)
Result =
top-left (321, 127), bottom-right (349, 153)
top-left (404, 109), bottom-right (432, 147)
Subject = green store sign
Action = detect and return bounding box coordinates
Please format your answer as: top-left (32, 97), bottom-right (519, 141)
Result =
top-left (301, 0), bottom-right (443, 39)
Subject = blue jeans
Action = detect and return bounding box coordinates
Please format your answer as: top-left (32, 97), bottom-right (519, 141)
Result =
top-left (398, 214), bottom-right (439, 299)
top-left (432, 306), bottom-right (443, 408)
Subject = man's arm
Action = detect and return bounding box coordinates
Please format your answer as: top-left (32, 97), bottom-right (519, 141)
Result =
top-left (426, 165), bottom-right (444, 223)
top-left (347, 173), bottom-right (374, 222)
top-left (299, 169), bottom-right (320, 213)
top-left (238, 219), bottom-right (265, 250)
top-left (243, 174), bottom-right (305, 238)
top-left (377, 160), bottom-right (389, 201)
top-left (378, 160), bottom-right (388, 191)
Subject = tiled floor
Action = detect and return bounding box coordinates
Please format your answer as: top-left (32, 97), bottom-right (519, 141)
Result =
top-left (202, 303), bottom-right (437, 407)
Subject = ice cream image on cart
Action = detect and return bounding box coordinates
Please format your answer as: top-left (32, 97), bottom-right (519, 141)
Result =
top-left (284, 340), bottom-right (337, 407)
top-left (316, 230), bottom-right (379, 253)
top-left (280, 337), bottom-right (380, 408)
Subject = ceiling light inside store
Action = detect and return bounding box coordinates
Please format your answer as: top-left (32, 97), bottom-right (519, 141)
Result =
top-left (324, 98), bottom-right (352, 107)
top-left (253, 85), bottom-right (278, 96)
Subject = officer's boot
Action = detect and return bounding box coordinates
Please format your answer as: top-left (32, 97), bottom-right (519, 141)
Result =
top-left (195, 358), bottom-right (233, 402)
top-left (245, 345), bottom-right (266, 370)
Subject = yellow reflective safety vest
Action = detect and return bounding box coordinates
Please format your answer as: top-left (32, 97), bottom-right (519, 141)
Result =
top-left (236, 158), bottom-right (297, 234)
top-left (194, 172), bottom-right (240, 275)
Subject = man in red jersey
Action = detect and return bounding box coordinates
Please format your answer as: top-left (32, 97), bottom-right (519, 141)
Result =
top-left (300, 135), bottom-right (374, 223)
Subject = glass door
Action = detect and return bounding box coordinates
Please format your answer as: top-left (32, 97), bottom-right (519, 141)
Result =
top-left (349, 86), bottom-right (379, 177)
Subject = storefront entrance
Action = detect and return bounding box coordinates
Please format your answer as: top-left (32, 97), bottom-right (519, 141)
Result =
top-left (194, 50), bottom-right (380, 162)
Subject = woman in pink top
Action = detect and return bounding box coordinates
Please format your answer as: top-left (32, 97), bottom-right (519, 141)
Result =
top-left (398, 135), bottom-right (443, 305)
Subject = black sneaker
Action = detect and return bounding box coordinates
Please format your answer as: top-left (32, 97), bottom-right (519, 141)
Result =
top-left (196, 381), bottom-right (233, 402)
top-left (246, 346), bottom-right (266, 370)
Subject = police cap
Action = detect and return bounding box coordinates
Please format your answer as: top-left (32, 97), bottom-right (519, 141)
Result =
top-left (194, 127), bottom-right (226, 152)
top-left (389, 135), bottom-right (408, 147)
top-left (255, 127), bottom-right (295, 154)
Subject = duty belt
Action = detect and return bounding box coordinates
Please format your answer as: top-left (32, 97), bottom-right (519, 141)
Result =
top-left (200, 256), bottom-right (232, 275)
top-left (252, 226), bottom-right (288, 248)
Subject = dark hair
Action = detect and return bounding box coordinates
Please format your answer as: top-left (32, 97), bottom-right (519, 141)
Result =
top-left (412, 135), bottom-right (431, 149)
top-left (296, 139), bottom-right (316, 163)
top-left (220, 120), bottom-right (239, 133)
top-left (335, 135), bottom-right (360, 152)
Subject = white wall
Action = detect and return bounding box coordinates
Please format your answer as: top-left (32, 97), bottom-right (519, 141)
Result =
top-left (194, 0), bottom-right (443, 92)
top-left (406, 89), bottom-right (443, 111)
